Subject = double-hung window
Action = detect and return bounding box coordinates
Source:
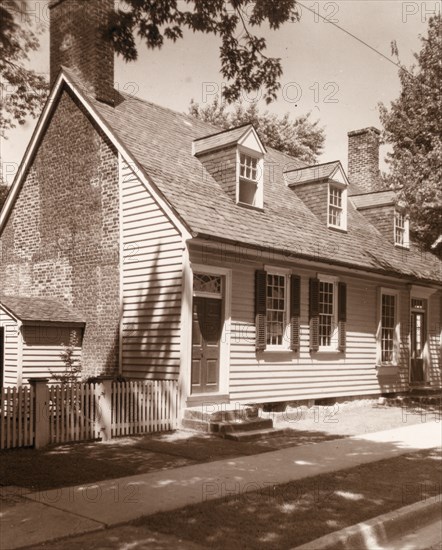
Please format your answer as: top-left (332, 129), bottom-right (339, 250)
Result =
top-left (319, 280), bottom-right (336, 348)
top-left (327, 184), bottom-right (347, 231)
top-left (309, 276), bottom-right (347, 353)
top-left (378, 289), bottom-right (399, 365)
top-left (394, 210), bottom-right (409, 248)
top-left (328, 187), bottom-right (342, 227)
top-left (255, 267), bottom-right (300, 352)
top-left (266, 272), bottom-right (288, 347)
top-left (237, 151), bottom-right (263, 208)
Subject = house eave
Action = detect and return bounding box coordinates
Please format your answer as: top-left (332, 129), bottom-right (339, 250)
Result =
top-left (188, 233), bottom-right (442, 286)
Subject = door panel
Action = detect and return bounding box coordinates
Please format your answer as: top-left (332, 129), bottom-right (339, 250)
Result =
top-left (191, 297), bottom-right (222, 393)
top-left (410, 311), bottom-right (426, 383)
top-left (0, 327), bottom-right (4, 388)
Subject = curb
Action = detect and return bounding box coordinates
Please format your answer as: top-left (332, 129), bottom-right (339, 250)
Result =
top-left (292, 496), bottom-right (441, 550)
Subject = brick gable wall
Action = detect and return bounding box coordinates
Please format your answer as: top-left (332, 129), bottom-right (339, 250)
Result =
top-left (198, 146), bottom-right (238, 201)
top-left (293, 181), bottom-right (329, 225)
top-left (360, 205), bottom-right (395, 244)
top-left (0, 87), bottom-right (120, 378)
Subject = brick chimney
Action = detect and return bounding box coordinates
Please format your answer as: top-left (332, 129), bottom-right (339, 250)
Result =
top-left (49, 0), bottom-right (115, 105)
top-left (347, 127), bottom-right (381, 192)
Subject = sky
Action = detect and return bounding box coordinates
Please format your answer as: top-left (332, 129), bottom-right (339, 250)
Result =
top-left (0, 0), bottom-right (439, 185)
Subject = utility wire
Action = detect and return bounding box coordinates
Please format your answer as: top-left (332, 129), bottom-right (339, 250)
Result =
top-left (297, 1), bottom-right (417, 81)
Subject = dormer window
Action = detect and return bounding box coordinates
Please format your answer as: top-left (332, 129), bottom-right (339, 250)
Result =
top-left (193, 124), bottom-right (266, 210)
top-left (328, 183), bottom-right (347, 231)
top-left (394, 210), bottom-right (409, 248)
top-left (238, 152), bottom-right (263, 207)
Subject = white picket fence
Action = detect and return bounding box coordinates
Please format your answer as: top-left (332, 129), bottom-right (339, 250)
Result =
top-left (0, 386), bottom-right (34, 449)
top-left (48, 383), bottom-right (102, 445)
top-left (112, 380), bottom-right (180, 437)
top-left (0, 379), bottom-right (181, 449)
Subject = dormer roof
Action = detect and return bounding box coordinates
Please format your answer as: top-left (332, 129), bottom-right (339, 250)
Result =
top-left (192, 124), bottom-right (266, 156)
top-left (284, 161), bottom-right (349, 187)
top-left (351, 190), bottom-right (396, 210)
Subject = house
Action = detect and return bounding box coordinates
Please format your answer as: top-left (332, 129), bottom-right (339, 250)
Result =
top-left (0, 0), bottom-right (441, 413)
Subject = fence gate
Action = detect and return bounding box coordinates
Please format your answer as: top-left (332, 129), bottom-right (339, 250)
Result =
top-left (0, 386), bottom-right (35, 449)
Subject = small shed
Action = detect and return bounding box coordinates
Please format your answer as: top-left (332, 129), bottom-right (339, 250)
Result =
top-left (0, 296), bottom-right (85, 386)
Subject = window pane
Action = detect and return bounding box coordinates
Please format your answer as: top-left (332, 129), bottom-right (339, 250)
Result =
top-left (381, 294), bottom-right (396, 363)
top-left (239, 179), bottom-right (257, 205)
top-left (239, 153), bottom-right (258, 183)
top-left (319, 281), bottom-right (334, 347)
top-left (395, 211), bottom-right (405, 245)
top-left (329, 187), bottom-right (343, 227)
top-left (193, 273), bottom-right (222, 295)
top-left (266, 274), bottom-right (286, 346)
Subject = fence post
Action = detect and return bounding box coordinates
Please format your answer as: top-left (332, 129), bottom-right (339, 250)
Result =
top-left (97, 377), bottom-right (113, 441)
top-left (29, 378), bottom-right (50, 449)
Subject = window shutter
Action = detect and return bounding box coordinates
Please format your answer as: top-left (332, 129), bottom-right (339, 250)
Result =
top-left (309, 278), bottom-right (320, 352)
top-left (338, 282), bottom-right (347, 351)
top-left (290, 275), bottom-right (301, 352)
top-left (255, 270), bottom-right (267, 351)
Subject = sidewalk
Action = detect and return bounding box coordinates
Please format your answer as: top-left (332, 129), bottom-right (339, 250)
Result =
top-left (1, 421), bottom-right (441, 549)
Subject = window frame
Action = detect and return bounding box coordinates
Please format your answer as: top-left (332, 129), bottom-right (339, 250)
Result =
top-left (317, 274), bottom-right (339, 352)
top-left (236, 147), bottom-right (264, 209)
top-left (377, 287), bottom-right (400, 366)
top-left (327, 183), bottom-right (347, 231)
top-left (394, 210), bottom-right (410, 249)
top-left (264, 266), bottom-right (291, 351)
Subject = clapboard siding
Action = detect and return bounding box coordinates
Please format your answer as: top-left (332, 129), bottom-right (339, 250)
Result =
top-left (189, 244), bottom-right (415, 403)
top-left (120, 159), bottom-right (183, 380)
top-left (0, 307), bottom-right (20, 386)
top-left (22, 326), bottom-right (82, 381)
top-left (427, 290), bottom-right (442, 386)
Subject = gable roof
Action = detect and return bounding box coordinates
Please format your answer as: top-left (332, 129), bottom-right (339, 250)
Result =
top-left (351, 190), bottom-right (396, 210)
top-left (192, 124), bottom-right (266, 156)
top-left (284, 161), bottom-right (344, 186)
top-left (0, 296), bottom-right (85, 326)
top-left (1, 69), bottom-right (441, 285)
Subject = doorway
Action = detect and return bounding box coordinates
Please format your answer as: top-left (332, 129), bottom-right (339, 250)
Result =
top-left (191, 273), bottom-right (224, 394)
top-left (410, 298), bottom-right (427, 383)
top-left (0, 327), bottom-right (4, 388)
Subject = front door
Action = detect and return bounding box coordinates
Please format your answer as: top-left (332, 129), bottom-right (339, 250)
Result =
top-left (191, 297), bottom-right (223, 393)
top-left (410, 300), bottom-right (426, 383)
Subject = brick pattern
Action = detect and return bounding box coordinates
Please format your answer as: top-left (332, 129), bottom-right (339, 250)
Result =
top-left (293, 181), bottom-right (329, 225)
top-left (0, 88), bottom-right (120, 378)
top-left (360, 205), bottom-right (395, 244)
top-left (348, 128), bottom-right (381, 192)
top-left (49, 0), bottom-right (114, 105)
top-left (199, 146), bottom-right (238, 201)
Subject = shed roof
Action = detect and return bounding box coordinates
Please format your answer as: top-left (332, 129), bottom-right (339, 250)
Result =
top-left (351, 190), bottom-right (396, 210)
top-left (0, 296), bottom-right (85, 326)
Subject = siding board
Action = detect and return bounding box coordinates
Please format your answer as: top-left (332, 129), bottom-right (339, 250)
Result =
top-left (0, 307), bottom-right (19, 386)
top-left (120, 159), bottom-right (183, 379)
top-left (189, 243), bottom-right (419, 404)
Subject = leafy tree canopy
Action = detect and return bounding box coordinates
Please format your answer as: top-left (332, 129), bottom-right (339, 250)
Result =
top-left (109, 0), bottom-right (299, 104)
top-left (189, 97), bottom-right (324, 163)
top-left (379, 15), bottom-right (442, 249)
top-left (0, 182), bottom-right (8, 211)
top-left (0, 1), bottom-right (48, 136)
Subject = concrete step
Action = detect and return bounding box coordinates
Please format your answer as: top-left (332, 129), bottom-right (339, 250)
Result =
top-left (184, 405), bottom-right (259, 423)
top-left (216, 418), bottom-right (273, 435)
top-left (224, 428), bottom-right (287, 442)
top-left (181, 418), bottom-right (214, 433)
